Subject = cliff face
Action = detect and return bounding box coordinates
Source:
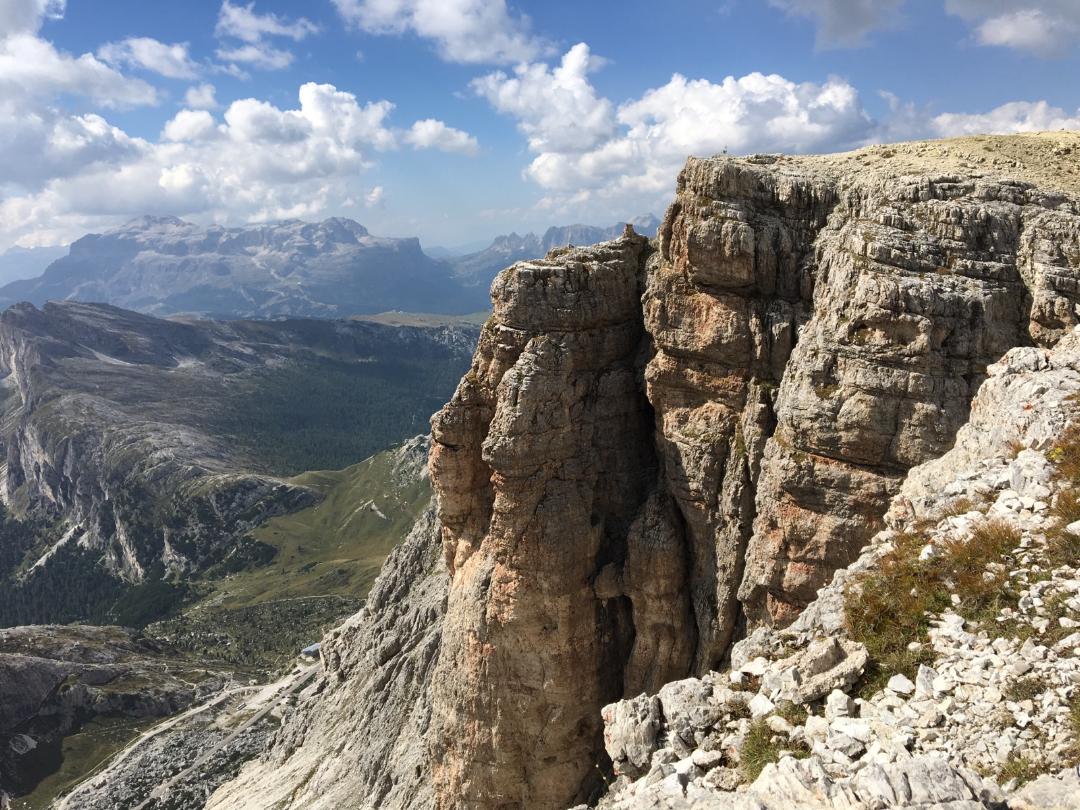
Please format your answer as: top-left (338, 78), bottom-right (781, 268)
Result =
top-left (429, 233), bottom-right (658, 807)
top-left (428, 137), bottom-right (1080, 807)
top-left (206, 133), bottom-right (1080, 810)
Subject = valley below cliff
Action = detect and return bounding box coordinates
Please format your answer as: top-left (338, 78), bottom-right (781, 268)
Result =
top-left (0, 301), bottom-right (476, 807)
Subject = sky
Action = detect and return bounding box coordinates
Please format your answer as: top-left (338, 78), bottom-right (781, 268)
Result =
top-left (1, 0), bottom-right (1079, 252)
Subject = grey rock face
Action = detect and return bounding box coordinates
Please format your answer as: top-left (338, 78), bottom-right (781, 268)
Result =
top-left (207, 135), bottom-right (1080, 810)
top-left (597, 324), bottom-right (1080, 809)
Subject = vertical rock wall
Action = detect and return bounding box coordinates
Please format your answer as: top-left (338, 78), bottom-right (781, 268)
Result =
top-left (429, 232), bottom-right (657, 808)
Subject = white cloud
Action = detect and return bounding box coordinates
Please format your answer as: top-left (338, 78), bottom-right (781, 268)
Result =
top-left (331, 0), bottom-right (551, 64)
top-left (0, 33), bottom-right (158, 107)
top-left (945, 1), bottom-right (1080, 56)
top-left (471, 43), bottom-right (615, 153)
top-left (97, 37), bottom-right (199, 79)
top-left (215, 42), bottom-right (294, 70)
top-left (213, 1), bottom-right (318, 72)
top-left (0, 0), bottom-right (65, 38)
top-left (475, 45), bottom-right (873, 210)
top-left (932, 100), bottom-right (1080, 137)
top-left (184, 83), bottom-right (218, 109)
top-left (768, 0), bottom-right (905, 47)
top-left (404, 119), bottom-right (478, 154)
top-left (161, 109), bottom-right (219, 142)
top-left (215, 1), bottom-right (318, 43)
top-left (0, 82), bottom-right (481, 248)
top-left (0, 101), bottom-right (144, 190)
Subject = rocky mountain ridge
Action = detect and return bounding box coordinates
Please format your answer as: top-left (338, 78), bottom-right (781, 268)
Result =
top-left (0, 217), bottom-right (474, 319)
top-left (0, 215), bottom-right (662, 322)
top-left (200, 132), bottom-right (1080, 809)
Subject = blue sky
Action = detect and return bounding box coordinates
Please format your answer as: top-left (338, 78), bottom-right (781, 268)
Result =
top-left (1, 0), bottom-right (1079, 251)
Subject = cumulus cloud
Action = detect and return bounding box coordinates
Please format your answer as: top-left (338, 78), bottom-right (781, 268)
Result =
top-left (331, 0), bottom-right (551, 64)
top-left (0, 32), bottom-right (157, 107)
top-left (214, 1), bottom-right (318, 72)
top-left (472, 43), bottom-right (614, 153)
top-left (0, 0), bottom-right (65, 38)
top-left (161, 109), bottom-right (219, 142)
top-left (931, 100), bottom-right (1080, 137)
top-left (184, 83), bottom-right (219, 109)
top-left (404, 119), bottom-right (478, 154)
top-left (475, 44), bottom-right (873, 208)
top-left (768, 0), bottom-right (905, 47)
top-left (0, 80), bottom-right (478, 248)
top-left (97, 37), bottom-right (199, 79)
top-left (945, 0), bottom-right (1080, 56)
top-left (0, 101), bottom-right (145, 190)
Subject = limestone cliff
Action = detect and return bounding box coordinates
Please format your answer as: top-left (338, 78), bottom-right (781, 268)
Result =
top-left (208, 132), bottom-right (1080, 810)
top-left (426, 132), bottom-right (1080, 808)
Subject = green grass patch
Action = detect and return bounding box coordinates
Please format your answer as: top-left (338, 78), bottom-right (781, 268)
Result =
top-left (203, 444), bottom-right (431, 609)
top-left (845, 521), bottom-right (1021, 696)
top-left (740, 719), bottom-right (809, 783)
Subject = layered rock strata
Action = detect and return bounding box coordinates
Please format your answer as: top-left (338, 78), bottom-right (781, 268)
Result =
top-left (429, 232), bottom-right (658, 807)
top-left (594, 328), bottom-right (1080, 809)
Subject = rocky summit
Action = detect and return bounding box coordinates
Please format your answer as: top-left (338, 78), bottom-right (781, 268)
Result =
top-left (70, 132), bottom-right (1080, 810)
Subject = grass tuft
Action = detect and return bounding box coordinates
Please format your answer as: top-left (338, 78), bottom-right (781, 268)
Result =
top-left (845, 521), bottom-right (1021, 696)
top-left (1004, 675), bottom-right (1046, 703)
top-left (740, 719), bottom-right (809, 783)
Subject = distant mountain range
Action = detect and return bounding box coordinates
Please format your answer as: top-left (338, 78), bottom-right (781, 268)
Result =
top-left (0, 216), bottom-right (475, 319)
top-left (0, 244), bottom-right (68, 286)
top-left (449, 214), bottom-right (660, 289)
top-left (0, 214), bottom-right (659, 319)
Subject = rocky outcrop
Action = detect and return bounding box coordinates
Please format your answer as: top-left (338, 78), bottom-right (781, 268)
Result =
top-left (427, 135), bottom-right (1080, 807)
top-left (450, 214), bottom-right (660, 291)
top-left (429, 231), bottom-right (658, 808)
top-left (593, 326), bottom-right (1080, 809)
